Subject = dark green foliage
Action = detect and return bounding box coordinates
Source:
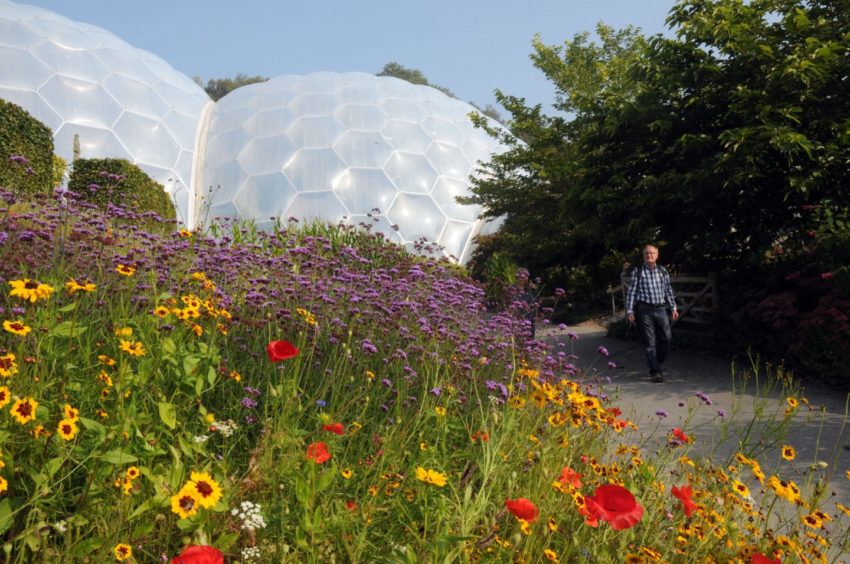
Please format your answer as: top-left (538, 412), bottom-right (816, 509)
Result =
top-left (197, 73), bottom-right (267, 101)
top-left (377, 61), bottom-right (457, 98)
top-left (68, 158), bottom-right (176, 221)
top-left (0, 98), bottom-right (54, 195)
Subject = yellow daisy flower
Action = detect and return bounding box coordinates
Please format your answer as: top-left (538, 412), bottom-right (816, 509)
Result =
top-left (415, 466), bottom-right (447, 487)
top-left (0, 386), bottom-right (10, 409)
top-left (0, 353), bottom-right (18, 378)
top-left (9, 279), bottom-right (54, 303)
top-left (63, 404), bottom-right (80, 421)
top-left (118, 340), bottom-right (146, 357)
top-left (57, 418), bottom-right (78, 441)
top-left (10, 397), bottom-right (38, 424)
top-left (187, 471), bottom-right (222, 509)
top-left (781, 445), bottom-right (796, 461)
top-left (115, 264), bottom-right (136, 277)
top-left (3, 320), bottom-right (31, 337)
top-left (171, 485), bottom-right (201, 519)
top-left (0, 476), bottom-right (7, 494)
top-left (341, 468), bottom-right (353, 479)
top-left (113, 542), bottom-right (132, 561)
top-left (435, 406), bottom-right (446, 416)
top-left (64, 279), bottom-right (96, 294)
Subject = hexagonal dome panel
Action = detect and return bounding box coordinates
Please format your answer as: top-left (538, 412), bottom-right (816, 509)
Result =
top-left (333, 169), bottom-right (397, 212)
top-left (0, 0), bottom-right (210, 225)
top-left (388, 193), bottom-right (446, 242)
top-left (200, 72), bottom-right (512, 262)
top-left (234, 173), bottom-right (297, 219)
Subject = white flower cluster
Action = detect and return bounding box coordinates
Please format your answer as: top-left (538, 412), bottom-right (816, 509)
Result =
top-left (211, 419), bottom-right (238, 437)
top-left (241, 546), bottom-right (261, 562)
top-left (231, 501), bottom-right (267, 531)
top-left (193, 434), bottom-right (209, 443)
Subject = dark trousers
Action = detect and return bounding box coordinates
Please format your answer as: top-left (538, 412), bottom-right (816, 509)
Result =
top-left (636, 303), bottom-right (671, 374)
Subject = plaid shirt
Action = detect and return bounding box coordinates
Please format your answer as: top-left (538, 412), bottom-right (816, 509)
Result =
top-left (625, 264), bottom-right (677, 314)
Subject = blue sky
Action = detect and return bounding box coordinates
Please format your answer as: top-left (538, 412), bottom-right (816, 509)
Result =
top-left (20, 0), bottom-right (676, 112)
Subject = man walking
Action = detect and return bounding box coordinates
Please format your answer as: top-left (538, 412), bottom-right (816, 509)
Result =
top-left (625, 244), bottom-right (678, 382)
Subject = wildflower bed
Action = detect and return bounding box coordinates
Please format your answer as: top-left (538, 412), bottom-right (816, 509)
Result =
top-left (0, 187), bottom-right (846, 563)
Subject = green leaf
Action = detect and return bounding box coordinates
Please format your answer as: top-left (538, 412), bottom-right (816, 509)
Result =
top-left (182, 354), bottom-right (201, 376)
top-left (132, 521), bottom-right (155, 539)
top-left (316, 468), bottom-right (335, 493)
top-left (157, 402), bottom-right (177, 430)
top-left (45, 457), bottom-right (63, 478)
top-left (99, 449), bottom-right (138, 465)
top-left (294, 476), bottom-right (308, 505)
top-left (0, 498), bottom-right (13, 536)
top-left (207, 366), bottom-right (217, 387)
top-left (70, 536), bottom-right (104, 557)
top-left (161, 337), bottom-right (176, 356)
top-left (215, 531), bottom-right (240, 551)
top-left (57, 301), bottom-right (78, 312)
top-left (49, 321), bottom-right (87, 338)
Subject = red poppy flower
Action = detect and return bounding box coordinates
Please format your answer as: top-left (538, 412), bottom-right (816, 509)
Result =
top-left (583, 484), bottom-right (644, 530)
top-left (558, 466), bottom-right (583, 489)
top-left (323, 422), bottom-right (345, 435)
top-left (266, 340), bottom-right (300, 362)
top-left (306, 441), bottom-right (331, 464)
top-left (671, 484), bottom-right (697, 516)
top-left (170, 545), bottom-right (224, 564)
top-left (671, 427), bottom-right (691, 443)
top-left (345, 500), bottom-right (358, 511)
top-left (750, 554), bottom-right (781, 564)
top-left (504, 498), bottom-right (539, 522)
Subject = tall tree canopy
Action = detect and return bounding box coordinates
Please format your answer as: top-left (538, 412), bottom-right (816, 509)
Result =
top-left (465, 0), bottom-right (850, 280)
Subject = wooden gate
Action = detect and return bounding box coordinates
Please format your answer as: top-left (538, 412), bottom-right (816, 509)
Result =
top-left (608, 272), bottom-right (719, 332)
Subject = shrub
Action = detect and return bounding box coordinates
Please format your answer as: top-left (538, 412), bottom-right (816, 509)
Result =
top-left (52, 154), bottom-right (67, 188)
top-left (0, 98), bottom-right (54, 195)
top-left (68, 158), bottom-right (176, 221)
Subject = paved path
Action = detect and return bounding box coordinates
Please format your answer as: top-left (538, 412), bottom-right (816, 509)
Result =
top-left (539, 322), bottom-right (850, 506)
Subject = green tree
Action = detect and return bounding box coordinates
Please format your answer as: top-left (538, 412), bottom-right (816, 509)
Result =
top-left (467, 0), bottom-right (850, 281)
top-left (377, 61), bottom-right (457, 98)
top-left (196, 73), bottom-right (268, 101)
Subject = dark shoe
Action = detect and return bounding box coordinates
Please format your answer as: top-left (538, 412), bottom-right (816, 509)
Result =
top-left (651, 372), bottom-right (664, 383)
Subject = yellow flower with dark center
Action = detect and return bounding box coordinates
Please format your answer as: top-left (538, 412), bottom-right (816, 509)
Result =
top-left (96, 408), bottom-right (108, 419)
top-left (803, 512), bottom-right (825, 529)
top-left (65, 278), bottom-right (96, 294)
top-left (435, 406), bottom-right (446, 416)
top-left (98, 371), bottom-right (113, 387)
top-left (731, 480), bottom-right (751, 498)
top-left (786, 397), bottom-right (798, 409)
top-left (415, 467), bottom-right (447, 487)
top-left (32, 424), bottom-right (49, 438)
top-left (229, 370), bottom-right (241, 382)
top-left (0, 476), bottom-right (7, 494)
top-left (171, 485), bottom-right (201, 519)
top-left (11, 397), bottom-right (37, 424)
top-left (98, 355), bottom-right (116, 366)
top-left (119, 340), bottom-right (146, 357)
top-left (114, 327), bottom-right (133, 338)
top-left (836, 503), bottom-right (850, 517)
top-left (768, 475), bottom-right (802, 504)
top-left (126, 466), bottom-right (141, 480)
top-left (341, 468), bottom-right (353, 479)
top-left (0, 353), bottom-right (17, 378)
top-left (191, 324), bottom-right (203, 337)
top-left (639, 547), bottom-right (662, 561)
top-left (0, 386), bottom-right (10, 409)
top-left (9, 279), bottom-right (54, 303)
top-left (3, 320), bottom-right (31, 337)
top-left (543, 548), bottom-right (558, 561)
top-left (57, 418), bottom-right (78, 441)
top-left (115, 264), bottom-right (136, 276)
top-left (113, 543), bottom-right (132, 561)
top-left (179, 229), bottom-right (193, 238)
top-left (153, 305), bottom-right (170, 318)
top-left (188, 471), bottom-right (222, 509)
top-left (63, 404), bottom-right (79, 421)
top-left (547, 517), bottom-right (558, 532)
top-left (781, 445), bottom-right (796, 461)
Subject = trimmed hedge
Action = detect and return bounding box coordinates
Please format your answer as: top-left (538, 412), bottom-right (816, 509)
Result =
top-left (0, 98), bottom-right (54, 195)
top-left (69, 158), bottom-right (176, 221)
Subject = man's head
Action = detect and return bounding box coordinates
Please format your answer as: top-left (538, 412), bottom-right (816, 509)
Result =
top-left (642, 244), bottom-right (659, 268)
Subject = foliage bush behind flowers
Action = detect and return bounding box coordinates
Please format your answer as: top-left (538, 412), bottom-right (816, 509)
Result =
top-left (0, 181), bottom-right (846, 562)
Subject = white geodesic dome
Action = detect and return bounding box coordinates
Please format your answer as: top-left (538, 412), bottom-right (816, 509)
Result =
top-left (0, 0), bottom-right (211, 223)
top-left (200, 72), bottom-right (508, 263)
